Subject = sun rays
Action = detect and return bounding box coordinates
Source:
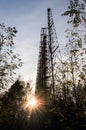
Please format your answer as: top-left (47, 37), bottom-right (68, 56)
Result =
top-left (24, 94), bottom-right (45, 112)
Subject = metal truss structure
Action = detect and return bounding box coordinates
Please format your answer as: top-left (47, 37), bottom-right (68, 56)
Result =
top-left (36, 28), bottom-right (48, 92)
top-left (36, 8), bottom-right (62, 97)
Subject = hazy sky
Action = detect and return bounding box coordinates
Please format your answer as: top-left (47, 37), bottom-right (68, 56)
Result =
top-left (0, 0), bottom-right (69, 87)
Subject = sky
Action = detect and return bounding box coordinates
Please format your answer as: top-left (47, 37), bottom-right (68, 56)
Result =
top-left (0, 0), bottom-right (69, 88)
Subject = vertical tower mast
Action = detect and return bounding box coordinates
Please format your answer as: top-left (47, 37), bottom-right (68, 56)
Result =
top-left (36, 9), bottom-right (62, 97)
top-left (47, 8), bottom-right (62, 96)
top-left (36, 28), bottom-right (48, 92)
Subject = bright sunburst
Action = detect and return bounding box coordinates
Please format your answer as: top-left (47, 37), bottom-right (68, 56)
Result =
top-left (24, 95), bottom-right (44, 111)
top-left (29, 97), bottom-right (37, 109)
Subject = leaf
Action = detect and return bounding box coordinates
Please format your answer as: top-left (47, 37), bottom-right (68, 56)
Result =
top-left (78, 72), bottom-right (85, 79)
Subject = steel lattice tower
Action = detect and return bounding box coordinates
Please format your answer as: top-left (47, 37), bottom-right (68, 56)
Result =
top-left (36, 8), bottom-right (62, 96)
top-left (36, 28), bottom-right (48, 92)
top-left (47, 8), bottom-right (62, 96)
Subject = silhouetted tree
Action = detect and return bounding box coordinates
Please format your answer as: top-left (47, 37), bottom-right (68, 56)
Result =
top-left (0, 79), bottom-right (31, 130)
top-left (0, 23), bottom-right (23, 89)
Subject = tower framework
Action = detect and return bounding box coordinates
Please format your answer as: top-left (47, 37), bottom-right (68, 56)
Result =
top-left (47, 8), bottom-right (62, 95)
top-left (36, 28), bottom-right (48, 92)
top-left (36, 8), bottom-right (62, 96)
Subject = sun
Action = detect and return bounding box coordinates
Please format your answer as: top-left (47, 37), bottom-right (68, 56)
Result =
top-left (29, 97), bottom-right (37, 109)
top-left (24, 95), bottom-right (44, 111)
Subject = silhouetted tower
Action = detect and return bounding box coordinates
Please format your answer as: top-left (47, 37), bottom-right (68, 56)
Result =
top-left (47, 8), bottom-right (62, 96)
top-left (36, 28), bottom-right (48, 92)
top-left (36, 9), bottom-right (62, 97)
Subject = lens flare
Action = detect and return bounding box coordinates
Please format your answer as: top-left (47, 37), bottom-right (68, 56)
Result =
top-left (29, 97), bottom-right (37, 109)
top-left (24, 95), bottom-right (45, 112)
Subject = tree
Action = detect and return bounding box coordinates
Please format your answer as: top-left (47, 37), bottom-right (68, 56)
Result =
top-left (0, 23), bottom-right (23, 89)
top-left (59, 0), bottom-right (86, 127)
top-left (62, 0), bottom-right (86, 27)
top-left (61, 0), bottom-right (86, 94)
top-left (0, 79), bottom-right (31, 130)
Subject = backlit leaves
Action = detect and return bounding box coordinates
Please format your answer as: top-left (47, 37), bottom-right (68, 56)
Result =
top-left (62, 0), bottom-right (86, 27)
top-left (0, 23), bottom-right (23, 89)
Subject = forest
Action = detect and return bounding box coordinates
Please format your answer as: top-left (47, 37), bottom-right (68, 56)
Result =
top-left (0, 0), bottom-right (86, 130)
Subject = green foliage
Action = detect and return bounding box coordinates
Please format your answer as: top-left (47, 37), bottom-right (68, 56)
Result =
top-left (79, 72), bottom-right (85, 80)
top-left (62, 0), bottom-right (86, 27)
top-left (43, 84), bottom-right (86, 130)
top-left (61, 0), bottom-right (86, 90)
top-left (0, 79), bottom-right (30, 130)
top-left (0, 23), bottom-right (23, 89)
